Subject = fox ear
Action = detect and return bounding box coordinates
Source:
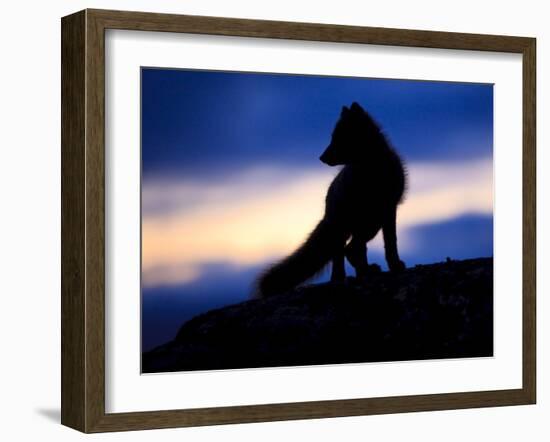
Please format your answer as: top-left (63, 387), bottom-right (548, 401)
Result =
top-left (350, 102), bottom-right (364, 113)
top-left (341, 105), bottom-right (350, 116)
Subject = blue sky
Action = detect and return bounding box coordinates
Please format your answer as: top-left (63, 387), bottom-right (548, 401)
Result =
top-left (141, 67), bottom-right (493, 351)
top-left (142, 69), bottom-right (493, 179)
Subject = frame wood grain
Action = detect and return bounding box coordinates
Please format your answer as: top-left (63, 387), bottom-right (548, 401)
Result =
top-left (61, 8), bottom-right (536, 433)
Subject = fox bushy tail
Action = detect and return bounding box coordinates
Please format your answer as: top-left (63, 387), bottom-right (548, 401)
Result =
top-left (256, 219), bottom-right (344, 297)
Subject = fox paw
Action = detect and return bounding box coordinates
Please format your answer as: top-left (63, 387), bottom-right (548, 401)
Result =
top-left (367, 263), bottom-right (382, 273)
top-left (330, 273), bottom-right (346, 283)
top-left (389, 260), bottom-right (406, 273)
top-left (355, 264), bottom-right (381, 280)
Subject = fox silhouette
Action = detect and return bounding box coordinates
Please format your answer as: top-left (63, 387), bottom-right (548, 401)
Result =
top-left (257, 102), bottom-right (407, 297)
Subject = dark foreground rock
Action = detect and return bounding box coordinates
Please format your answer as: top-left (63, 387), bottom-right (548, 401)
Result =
top-left (142, 258), bottom-right (493, 373)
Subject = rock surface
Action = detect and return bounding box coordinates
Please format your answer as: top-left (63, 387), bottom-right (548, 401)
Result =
top-left (142, 258), bottom-right (493, 373)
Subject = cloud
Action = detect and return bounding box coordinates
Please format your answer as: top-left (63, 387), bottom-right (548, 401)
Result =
top-left (398, 158), bottom-right (493, 228)
top-left (142, 158), bottom-right (492, 288)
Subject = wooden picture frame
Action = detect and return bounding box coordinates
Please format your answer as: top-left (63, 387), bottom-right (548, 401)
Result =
top-left (61, 8), bottom-right (536, 433)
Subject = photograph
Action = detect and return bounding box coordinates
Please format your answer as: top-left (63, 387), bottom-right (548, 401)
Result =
top-left (140, 68), bottom-right (494, 373)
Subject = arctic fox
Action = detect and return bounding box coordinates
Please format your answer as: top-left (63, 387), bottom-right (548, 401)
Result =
top-left (256, 102), bottom-right (407, 297)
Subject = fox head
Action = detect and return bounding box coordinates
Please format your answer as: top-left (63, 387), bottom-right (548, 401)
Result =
top-left (320, 102), bottom-right (388, 166)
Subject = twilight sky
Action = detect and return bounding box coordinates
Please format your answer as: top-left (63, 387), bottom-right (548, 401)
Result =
top-left (141, 68), bottom-right (493, 351)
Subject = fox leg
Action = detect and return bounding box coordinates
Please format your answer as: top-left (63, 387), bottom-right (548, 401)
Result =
top-left (382, 205), bottom-right (406, 272)
top-left (346, 236), bottom-right (381, 278)
top-left (330, 248), bottom-right (346, 282)
top-left (345, 236), bottom-right (368, 278)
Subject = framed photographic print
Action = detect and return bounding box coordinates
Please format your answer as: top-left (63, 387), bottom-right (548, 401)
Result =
top-left (61, 9), bottom-right (536, 433)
